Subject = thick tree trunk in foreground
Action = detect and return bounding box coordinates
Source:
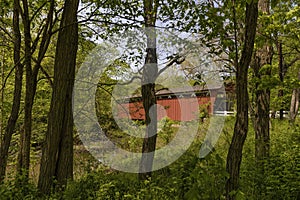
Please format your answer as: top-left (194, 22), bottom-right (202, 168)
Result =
top-left (138, 0), bottom-right (158, 180)
top-left (38, 0), bottom-right (79, 194)
top-left (252, 1), bottom-right (272, 194)
top-left (225, 1), bottom-right (258, 199)
top-left (0, 0), bottom-right (23, 183)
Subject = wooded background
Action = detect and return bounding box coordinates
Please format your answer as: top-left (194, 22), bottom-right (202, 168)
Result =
top-left (0, 0), bottom-right (299, 199)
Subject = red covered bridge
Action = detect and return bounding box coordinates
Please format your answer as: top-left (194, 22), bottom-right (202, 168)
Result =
top-left (115, 84), bottom-right (234, 122)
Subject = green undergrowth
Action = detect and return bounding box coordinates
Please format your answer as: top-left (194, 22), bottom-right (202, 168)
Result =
top-left (0, 117), bottom-right (299, 199)
top-left (60, 117), bottom-right (300, 200)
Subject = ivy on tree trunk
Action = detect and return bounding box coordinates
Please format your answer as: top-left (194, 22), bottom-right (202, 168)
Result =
top-left (251, 0), bottom-right (273, 195)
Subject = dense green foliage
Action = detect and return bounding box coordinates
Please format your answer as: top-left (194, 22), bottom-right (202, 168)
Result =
top-left (0, 0), bottom-right (299, 198)
top-left (0, 118), bottom-right (299, 199)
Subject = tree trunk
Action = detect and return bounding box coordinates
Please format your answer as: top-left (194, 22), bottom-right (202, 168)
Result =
top-left (38, 0), bottom-right (79, 194)
top-left (289, 69), bottom-right (300, 123)
top-left (0, 30), bottom-right (5, 153)
top-left (17, 0), bottom-right (54, 182)
top-left (0, 0), bottom-right (23, 183)
top-left (277, 42), bottom-right (284, 119)
top-left (17, 0), bottom-right (32, 181)
top-left (225, 1), bottom-right (258, 199)
top-left (138, 0), bottom-right (158, 180)
top-left (252, 1), bottom-right (272, 194)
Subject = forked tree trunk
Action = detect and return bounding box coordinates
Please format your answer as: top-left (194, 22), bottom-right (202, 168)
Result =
top-left (38, 0), bottom-right (79, 194)
top-left (138, 0), bottom-right (158, 180)
top-left (17, 0), bottom-right (32, 181)
top-left (225, 1), bottom-right (258, 199)
top-left (0, 0), bottom-right (23, 183)
top-left (17, 0), bottom-right (54, 182)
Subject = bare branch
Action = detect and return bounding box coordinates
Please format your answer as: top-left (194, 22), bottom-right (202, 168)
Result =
top-left (39, 66), bottom-right (53, 87)
top-left (29, 1), bottom-right (47, 23)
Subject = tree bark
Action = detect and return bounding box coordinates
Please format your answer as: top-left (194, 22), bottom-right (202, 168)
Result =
top-left (17, 0), bottom-right (32, 181)
top-left (225, 1), bottom-right (258, 199)
top-left (0, 41), bottom-right (4, 143)
top-left (138, 0), bottom-right (158, 180)
top-left (251, 1), bottom-right (272, 194)
top-left (277, 41), bottom-right (284, 119)
top-left (0, 0), bottom-right (23, 183)
top-left (17, 0), bottom-right (54, 182)
top-left (38, 0), bottom-right (79, 194)
top-left (289, 69), bottom-right (300, 123)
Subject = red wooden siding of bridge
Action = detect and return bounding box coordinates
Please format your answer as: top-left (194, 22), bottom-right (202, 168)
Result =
top-left (115, 85), bottom-right (226, 122)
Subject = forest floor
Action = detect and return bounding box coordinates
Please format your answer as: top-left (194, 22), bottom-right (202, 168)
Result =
top-left (2, 117), bottom-right (300, 199)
